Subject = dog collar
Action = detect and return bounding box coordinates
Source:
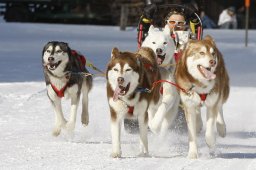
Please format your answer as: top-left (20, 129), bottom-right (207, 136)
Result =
top-left (199, 93), bottom-right (207, 101)
top-left (185, 85), bottom-right (208, 102)
top-left (127, 106), bottom-right (134, 116)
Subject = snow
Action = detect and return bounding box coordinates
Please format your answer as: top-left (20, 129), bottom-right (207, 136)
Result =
top-left (0, 22), bottom-right (256, 170)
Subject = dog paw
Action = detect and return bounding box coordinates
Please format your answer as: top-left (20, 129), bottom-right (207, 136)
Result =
top-left (65, 121), bottom-right (75, 132)
top-left (110, 152), bottom-right (121, 158)
top-left (148, 121), bottom-right (160, 134)
top-left (217, 122), bottom-right (226, 138)
top-left (188, 151), bottom-right (198, 159)
top-left (52, 127), bottom-right (61, 136)
top-left (137, 152), bottom-right (149, 157)
top-left (81, 118), bottom-right (89, 127)
top-left (81, 114), bottom-right (89, 126)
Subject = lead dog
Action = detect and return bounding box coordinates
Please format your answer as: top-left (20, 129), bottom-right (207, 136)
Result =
top-left (106, 47), bottom-right (161, 158)
top-left (42, 41), bottom-right (92, 136)
top-left (175, 35), bottom-right (229, 158)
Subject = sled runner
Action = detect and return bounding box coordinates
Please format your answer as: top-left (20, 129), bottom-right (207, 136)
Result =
top-left (125, 3), bottom-right (204, 134)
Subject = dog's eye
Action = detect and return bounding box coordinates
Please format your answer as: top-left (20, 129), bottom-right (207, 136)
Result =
top-left (200, 52), bottom-right (205, 55)
top-left (46, 50), bottom-right (51, 53)
top-left (113, 68), bottom-right (118, 72)
top-left (125, 68), bottom-right (131, 72)
top-left (152, 42), bottom-right (156, 44)
top-left (163, 42), bottom-right (167, 45)
top-left (211, 52), bottom-right (216, 56)
top-left (56, 50), bottom-right (62, 53)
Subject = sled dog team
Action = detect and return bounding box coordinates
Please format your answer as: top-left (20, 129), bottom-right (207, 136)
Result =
top-left (42, 28), bottom-right (229, 159)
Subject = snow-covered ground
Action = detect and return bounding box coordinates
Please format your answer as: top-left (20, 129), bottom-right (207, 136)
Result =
top-left (0, 22), bottom-right (255, 170)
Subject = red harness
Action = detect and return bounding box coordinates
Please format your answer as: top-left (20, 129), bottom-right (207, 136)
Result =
top-left (127, 106), bottom-right (134, 116)
top-left (173, 51), bottom-right (183, 63)
top-left (50, 83), bottom-right (68, 98)
top-left (71, 50), bottom-right (86, 70)
top-left (50, 50), bottom-right (86, 98)
top-left (199, 93), bottom-right (208, 101)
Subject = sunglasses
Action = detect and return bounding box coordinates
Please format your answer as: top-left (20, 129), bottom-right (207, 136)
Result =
top-left (167, 20), bottom-right (186, 26)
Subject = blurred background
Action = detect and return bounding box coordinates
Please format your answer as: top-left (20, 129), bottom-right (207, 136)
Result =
top-left (0, 0), bottom-right (255, 29)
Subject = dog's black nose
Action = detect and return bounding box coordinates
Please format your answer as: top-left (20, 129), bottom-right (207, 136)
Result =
top-left (156, 48), bottom-right (163, 54)
top-left (117, 77), bottom-right (124, 84)
top-left (210, 59), bottom-right (216, 67)
top-left (48, 57), bottom-right (54, 62)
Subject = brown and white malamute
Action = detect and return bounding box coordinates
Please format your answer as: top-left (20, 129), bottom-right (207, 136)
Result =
top-left (175, 35), bottom-right (229, 158)
top-left (42, 41), bottom-right (92, 136)
top-left (106, 47), bottom-right (161, 158)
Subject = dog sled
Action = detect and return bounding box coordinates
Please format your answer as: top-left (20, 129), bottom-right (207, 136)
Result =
top-left (124, 3), bottom-right (204, 134)
top-left (138, 3), bottom-right (203, 48)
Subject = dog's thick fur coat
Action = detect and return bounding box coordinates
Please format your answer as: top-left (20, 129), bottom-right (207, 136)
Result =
top-left (42, 41), bottom-right (92, 136)
top-left (142, 25), bottom-right (175, 68)
top-left (175, 35), bottom-right (229, 158)
top-left (106, 47), bottom-right (161, 158)
top-left (141, 25), bottom-right (180, 135)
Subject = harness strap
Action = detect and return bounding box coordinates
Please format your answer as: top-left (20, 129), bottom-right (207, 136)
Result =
top-left (151, 80), bottom-right (188, 95)
top-left (144, 63), bottom-right (153, 71)
top-left (160, 86), bottom-right (163, 95)
top-left (127, 106), bottom-right (134, 116)
top-left (50, 83), bottom-right (68, 98)
top-left (173, 50), bottom-right (183, 63)
top-left (86, 60), bottom-right (105, 75)
top-left (71, 50), bottom-right (86, 70)
top-left (199, 93), bottom-right (208, 101)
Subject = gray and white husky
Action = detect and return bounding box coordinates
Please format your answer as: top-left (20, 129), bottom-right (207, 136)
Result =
top-left (42, 41), bottom-right (92, 136)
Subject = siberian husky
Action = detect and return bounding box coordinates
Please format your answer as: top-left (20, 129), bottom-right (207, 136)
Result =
top-left (42, 41), bottom-right (92, 136)
top-left (175, 35), bottom-right (229, 158)
top-left (106, 47), bottom-right (161, 158)
top-left (141, 25), bottom-right (180, 135)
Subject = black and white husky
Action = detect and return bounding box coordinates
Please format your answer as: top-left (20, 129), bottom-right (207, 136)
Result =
top-left (42, 41), bottom-right (92, 136)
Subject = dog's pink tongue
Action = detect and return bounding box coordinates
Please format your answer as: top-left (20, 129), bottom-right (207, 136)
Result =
top-left (201, 66), bottom-right (216, 80)
top-left (113, 86), bottom-right (121, 101)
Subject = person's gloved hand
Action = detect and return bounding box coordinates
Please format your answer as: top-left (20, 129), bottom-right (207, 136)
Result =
top-left (143, 4), bottom-right (157, 20)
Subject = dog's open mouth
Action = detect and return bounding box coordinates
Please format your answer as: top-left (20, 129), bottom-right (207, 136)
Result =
top-left (197, 65), bottom-right (216, 80)
top-left (48, 61), bottom-right (62, 70)
top-left (157, 54), bottom-right (166, 65)
top-left (113, 83), bottom-right (130, 101)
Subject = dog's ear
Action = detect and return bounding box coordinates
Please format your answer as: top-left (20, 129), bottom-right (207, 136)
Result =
top-left (204, 35), bottom-right (216, 46)
top-left (42, 41), bottom-right (53, 56)
top-left (111, 47), bottom-right (119, 59)
top-left (58, 42), bottom-right (70, 52)
top-left (148, 25), bottom-right (155, 34)
top-left (163, 24), bottom-right (170, 36)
